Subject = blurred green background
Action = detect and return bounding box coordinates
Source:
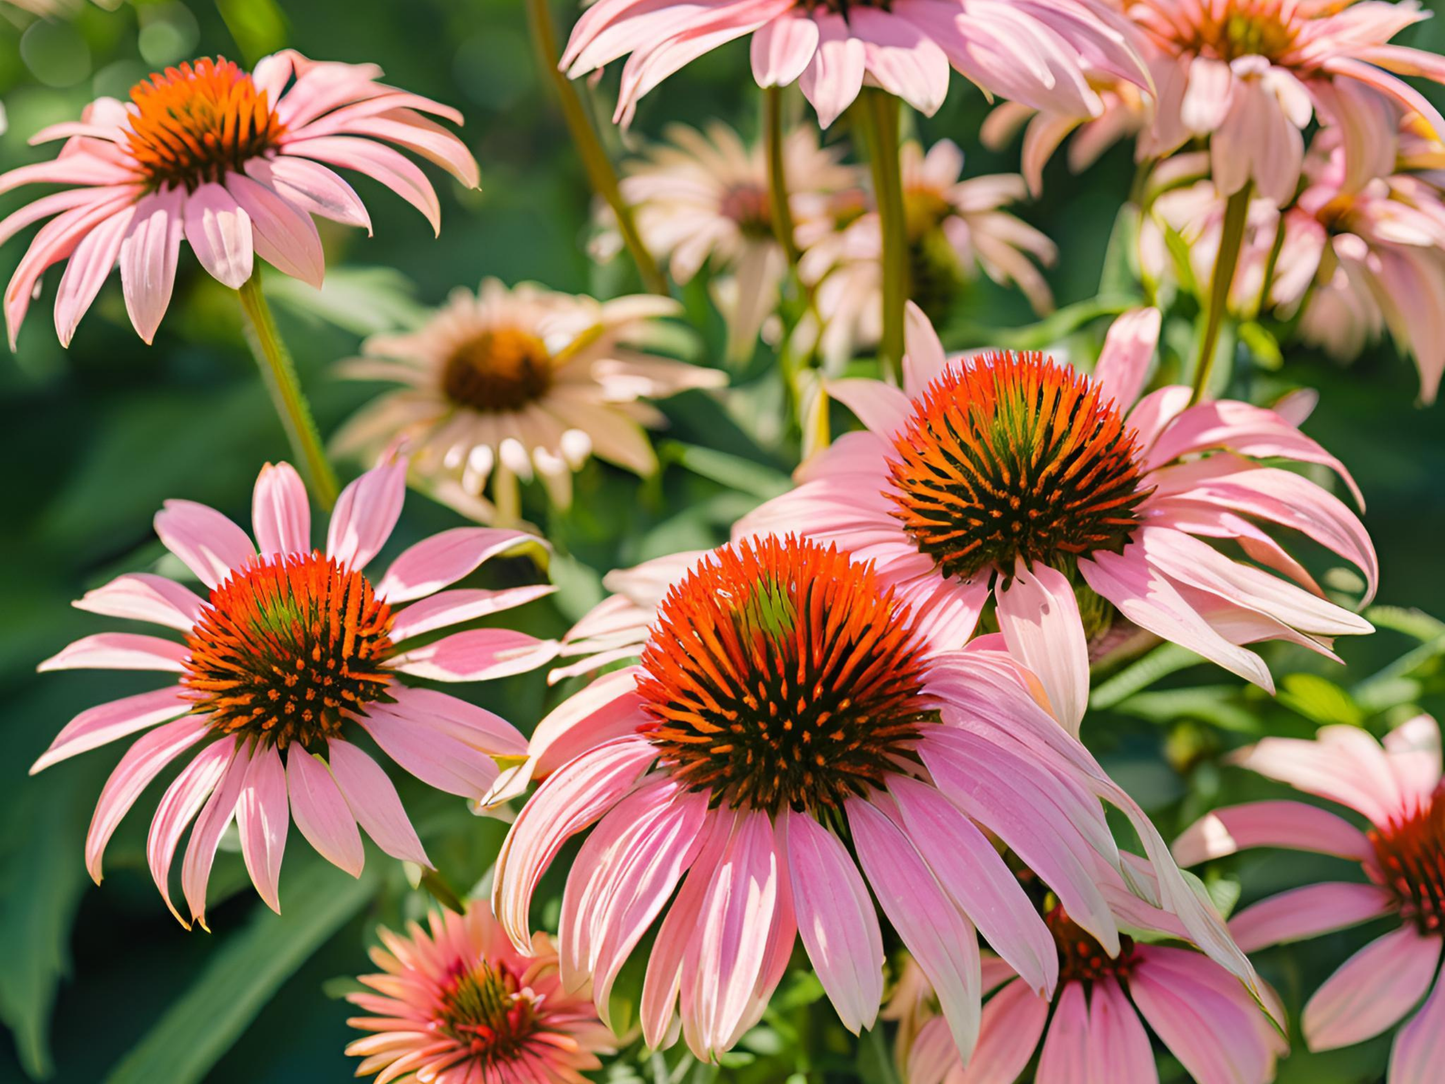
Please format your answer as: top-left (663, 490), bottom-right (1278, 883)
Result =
top-left (2, 1), bottom-right (1445, 1081)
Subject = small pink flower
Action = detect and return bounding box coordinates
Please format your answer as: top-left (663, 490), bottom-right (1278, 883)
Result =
top-left (334, 279), bottom-right (722, 521)
top-left (0, 52), bottom-right (479, 348)
top-left (739, 304), bottom-right (1376, 729)
top-left (1175, 715), bottom-right (1445, 1083)
top-left (1126, 0), bottom-right (1445, 205)
top-left (798, 140), bottom-right (1055, 367)
top-left (604, 121), bottom-right (862, 361)
top-left (33, 460), bottom-right (556, 925)
top-left (490, 534), bottom-right (1259, 1063)
top-left (346, 902), bottom-right (616, 1084)
top-left (561, 0), bottom-right (1149, 128)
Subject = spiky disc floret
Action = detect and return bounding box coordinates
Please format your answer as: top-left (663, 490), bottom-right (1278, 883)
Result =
top-left (434, 960), bottom-right (541, 1062)
top-left (887, 351), bottom-right (1149, 582)
top-left (636, 536), bottom-right (935, 813)
top-left (1369, 787), bottom-right (1445, 934)
top-left (126, 58), bottom-right (285, 191)
top-left (182, 552), bottom-right (395, 748)
top-left (1046, 902), bottom-right (1137, 984)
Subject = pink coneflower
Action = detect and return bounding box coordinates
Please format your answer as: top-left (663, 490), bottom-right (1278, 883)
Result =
top-left (561, 0), bottom-right (1150, 128)
top-left (1125, 0), bottom-right (1445, 205)
top-left (740, 304), bottom-right (1376, 730)
top-left (33, 459), bottom-right (556, 925)
top-left (798, 140), bottom-right (1055, 367)
top-left (333, 279), bottom-right (724, 523)
top-left (346, 902), bottom-right (615, 1084)
top-left (1175, 715), bottom-right (1445, 1082)
top-left (0, 52), bottom-right (478, 347)
top-left (602, 121), bottom-right (862, 361)
top-left (491, 534), bottom-right (1260, 1062)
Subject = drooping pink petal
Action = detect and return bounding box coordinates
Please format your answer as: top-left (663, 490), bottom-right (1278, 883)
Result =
top-left (84, 715), bottom-right (210, 882)
top-left (995, 559), bottom-right (1089, 736)
top-left (386, 627), bottom-right (557, 681)
top-left (181, 737), bottom-right (249, 930)
top-left (182, 182), bottom-right (254, 289)
top-left (1086, 975), bottom-right (1157, 1084)
top-left (236, 743), bottom-right (290, 913)
top-left (32, 686), bottom-right (189, 773)
top-left (1228, 882), bottom-right (1396, 953)
top-left (245, 155), bottom-right (371, 232)
top-left (224, 172), bottom-right (325, 288)
top-left (523, 667), bottom-right (650, 783)
top-left (779, 808), bottom-right (885, 1035)
top-left (38, 632), bottom-right (189, 673)
top-left (1172, 800), bottom-right (1375, 865)
top-left (1036, 982), bottom-right (1090, 1084)
top-left (326, 457), bottom-right (407, 570)
top-left (54, 201), bottom-right (136, 347)
top-left (357, 703), bottom-right (504, 800)
top-left (153, 498), bottom-right (256, 588)
top-left (251, 462), bottom-right (312, 557)
top-left (286, 746), bottom-right (364, 877)
top-left (957, 976), bottom-right (1050, 1084)
top-left (388, 585), bottom-right (556, 642)
top-left (375, 527), bottom-right (540, 602)
top-left (326, 738), bottom-right (429, 866)
top-left (1390, 966), bottom-right (1445, 1084)
top-left (73, 572), bottom-right (205, 632)
top-left (281, 137), bottom-right (442, 234)
top-left (147, 738), bottom-right (234, 925)
top-left (1304, 926), bottom-right (1442, 1051)
top-left (799, 13), bottom-right (867, 128)
top-left (750, 10), bottom-right (819, 87)
top-left (847, 8), bottom-right (950, 116)
top-left (385, 686), bottom-right (527, 756)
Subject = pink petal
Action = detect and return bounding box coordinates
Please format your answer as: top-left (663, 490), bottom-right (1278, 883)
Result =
top-left (1304, 926), bottom-right (1442, 1051)
top-left (388, 585), bottom-right (557, 642)
top-left (326, 738), bottom-right (429, 866)
top-left (387, 627), bottom-right (556, 682)
top-left (287, 746), bottom-right (364, 877)
top-left (38, 632), bottom-right (189, 673)
top-left (325, 110), bottom-right (479, 188)
top-left (385, 686), bottom-right (527, 755)
top-left (1232, 727), bottom-right (1408, 826)
top-left (118, 186), bottom-right (185, 344)
top-left (54, 201), bottom-right (135, 347)
top-left (153, 498), bottom-right (256, 589)
top-left (182, 182), bottom-right (254, 289)
top-left (527, 667), bottom-right (650, 780)
top-left (1086, 976), bottom-right (1156, 1084)
top-left (780, 808), bottom-right (885, 1035)
top-left (1229, 882), bottom-right (1396, 953)
top-left (236, 743), bottom-right (289, 913)
top-left (182, 740), bottom-right (250, 929)
top-left (1036, 982), bottom-right (1090, 1084)
top-left (957, 976), bottom-right (1050, 1084)
top-left (826, 377), bottom-right (914, 438)
top-left (849, 797), bottom-right (981, 1062)
top-left (282, 136), bottom-right (441, 234)
top-left (148, 739), bottom-right (234, 925)
top-left (491, 736), bottom-right (657, 950)
top-left (1390, 965), bottom-right (1445, 1084)
top-left (357, 702), bottom-right (503, 800)
top-left (849, 8), bottom-right (951, 116)
top-left (32, 686), bottom-right (189, 774)
top-left (85, 715), bottom-right (210, 882)
top-left (326, 457), bottom-right (407, 570)
top-left (750, 10), bottom-right (819, 86)
top-left (995, 560), bottom-right (1089, 736)
top-left (1172, 800), bottom-right (1374, 865)
top-left (799, 13), bottom-right (867, 128)
top-left (1092, 307), bottom-right (1160, 414)
top-left (902, 299), bottom-right (948, 397)
top-left (73, 572), bottom-right (204, 632)
top-left (224, 172), bottom-right (325, 288)
top-left (375, 527), bottom-right (541, 603)
top-left (245, 156), bottom-right (371, 232)
top-left (251, 462), bottom-right (312, 557)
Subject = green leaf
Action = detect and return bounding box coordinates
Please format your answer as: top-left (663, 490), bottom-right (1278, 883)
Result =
top-left (1365, 606), bottom-right (1445, 643)
top-left (1090, 644), bottom-right (1201, 710)
top-left (662, 442), bottom-right (792, 500)
top-left (266, 267), bottom-right (429, 338)
top-left (1115, 687), bottom-right (1261, 734)
top-left (1098, 202), bottom-right (1141, 297)
top-left (105, 858), bottom-right (379, 1084)
top-left (1278, 673), bottom-right (1364, 728)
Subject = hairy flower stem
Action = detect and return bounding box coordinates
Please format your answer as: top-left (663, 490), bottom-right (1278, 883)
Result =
top-left (858, 89), bottom-right (908, 384)
top-left (527, 0), bottom-right (668, 296)
top-left (1191, 184), bottom-right (1251, 405)
top-left (237, 270), bottom-right (340, 509)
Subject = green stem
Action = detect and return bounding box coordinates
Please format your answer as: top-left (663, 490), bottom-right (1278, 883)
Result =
top-left (236, 269), bottom-right (340, 509)
top-left (526, 0), bottom-right (669, 296)
top-left (1252, 210), bottom-right (1288, 319)
top-left (1191, 184), bottom-right (1251, 406)
top-left (858, 89), bottom-right (908, 384)
top-left (763, 86), bottom-right (800, 266)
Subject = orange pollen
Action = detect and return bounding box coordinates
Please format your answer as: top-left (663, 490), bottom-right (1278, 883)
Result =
top-left (636, 536), bottom-right (936, 814)
top-left (441, 327), bottom-right (555, 413)
top-left (125, 57), bottom-right (284, 191)
top-left (182, 551), bottom-right (395, 750)
top-left (1046, 902), bottom-right (1137, 984)
top-left (886, 351), bottom-right (1148, 582)
top-left (434, 960), bottom-right (542, 1064)
top-left (1368, 788), bottom-right (1445, 935)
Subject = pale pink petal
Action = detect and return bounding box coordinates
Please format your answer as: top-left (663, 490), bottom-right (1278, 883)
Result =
top-left (1092, 307), bottom-right (1160, 414)
top-left (153, 498), bottom-right (257, 588)
top-left (251, 462), bottom-right (312, 557)
top-left (799, 13), bottom-right (867, 128)
top-left (750, 11), bottom-right (819, 86)
top-left (326, 457), bottom-right (407, 570)
top-left (1304, 926), bottom-right (1442, 1051)
top-left (995, 560), bottom-right (1089, 736)
top-left (848, 9), bottom-right (951, 116)
top-left (1390, 965), bottom-right (1445, 1084)
top-left (236, 743), bottom-right (289, 913)
top-left (32, 686), bottom-right (189, 773)
top-left (1087, 976), bottom-right (1157, 1084)
top-left (375, 527), bottom-right (540, 602)
top-left (244, 156), bottom-right (371, 233)
top-left (1229, 882), bottom-right (1396, 953)
top-left (385, 686), bottom-right (526, 755)
top-left (118, 186), bottom-right (185, 344)
top-left (780, 808), bottom-right (885, 1034)
top-left (1036, 982), bottom-right (1089, 1084)
top-left (38, 632), bottom-right (189, 673)
top-left (849, 797), bottom-right (981, 1062)
top-left (53, 201), bottom-right (135, 347)
top-left (287, 747), bottom-right (364, 877)
top-left (527, 668), bottom-right (650, 781)
top-left (73, 572), bottom-right (204, 632)
top-left (1232, 728), bottom-right (1407, 826)
top-left (956, 976), bottom-right (1050, 1084)
top-left (357, 703), bottom-right (502, 800)
top-left (181, 737), bottom-right (250, 929)
top-left (84, 715), bottom-right (210, 882)
top-left (182, 182), bottom-right (254, 289)
top-left (386, 627), bottom-right (557, 681)
top-left (826, 377), bottom-right (914, 439)
top-left (282, 137), bottom-right (441, 234)
top-left (326, 738), bottom-right (429, 866)
top-left (148, 739), bottom-right (234, 925)
top-left (325, 110), bottom-right (478, 188)
top-left (902, 300), bottom-right (948, 397)
top-left (224, 172), bottom-right (325, 288)
top-left (1172, 800), bottom-right (1375, 865)
top-left (907, 1014), bottom-right (961, 1084)
top-left (388, 585), bottom-right (556, 642)
top-left (1384, 714), bottom-right (1443, 808)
